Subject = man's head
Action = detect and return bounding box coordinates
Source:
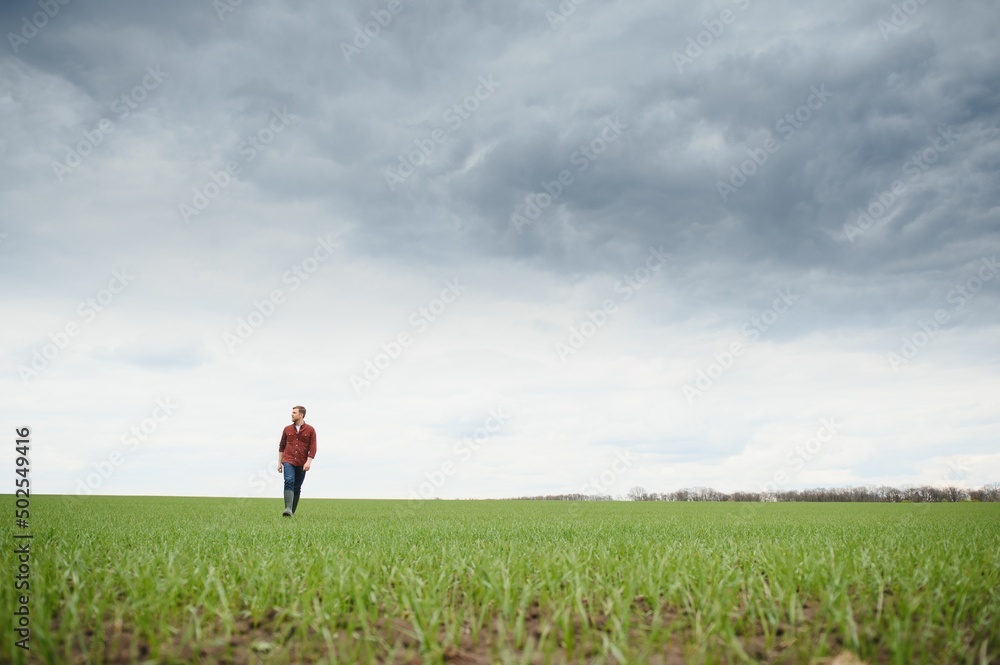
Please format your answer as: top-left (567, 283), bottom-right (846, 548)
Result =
top-left (291, 405), bottom-right (306, 424)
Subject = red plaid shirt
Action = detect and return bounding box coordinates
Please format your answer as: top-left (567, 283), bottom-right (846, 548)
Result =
top-left (279, 423), bottom-right (317, 467)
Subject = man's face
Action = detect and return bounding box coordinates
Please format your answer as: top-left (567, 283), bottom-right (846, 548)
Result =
top-left (291, 409), bottom-right (303, 422)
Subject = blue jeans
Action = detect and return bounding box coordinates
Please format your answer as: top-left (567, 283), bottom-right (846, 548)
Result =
top-left (283, 463), bottom-right (307, 512)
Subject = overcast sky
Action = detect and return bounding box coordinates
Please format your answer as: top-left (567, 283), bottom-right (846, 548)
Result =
top-left (3, 0), bottom-right (998, 501)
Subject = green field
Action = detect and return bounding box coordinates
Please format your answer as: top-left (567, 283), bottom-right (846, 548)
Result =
top-left (3, 497), bottom-right (999, 664)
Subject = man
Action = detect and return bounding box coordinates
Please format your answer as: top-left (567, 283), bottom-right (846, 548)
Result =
top-left (277, 405), bottom-right (316, 517)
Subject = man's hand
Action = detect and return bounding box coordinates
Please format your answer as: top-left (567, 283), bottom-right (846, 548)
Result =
top-left (277, 463), bottom-right (283, 472)
top-left (303, 458), bottom-right (312, 472)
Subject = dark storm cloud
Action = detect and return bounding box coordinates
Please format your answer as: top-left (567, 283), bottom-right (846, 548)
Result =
top-left (3, 0), bottom-right (998, 325)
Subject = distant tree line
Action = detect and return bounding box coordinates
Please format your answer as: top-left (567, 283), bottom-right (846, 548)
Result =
top-left (508, 483), bottom-right (1000, 502)
top-left (506, 493), bottom-right (617, 502)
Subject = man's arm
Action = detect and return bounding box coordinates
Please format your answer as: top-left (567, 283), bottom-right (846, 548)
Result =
top-left (303, 427), bottom-right (317, 471)
top-left (277, 430), bottom-right (287, 472)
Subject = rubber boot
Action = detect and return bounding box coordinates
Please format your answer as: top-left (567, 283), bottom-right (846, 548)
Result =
top-left (282, 490), bottom-right (294, 517)
top-left (292, 492), bottom-right (300, 515)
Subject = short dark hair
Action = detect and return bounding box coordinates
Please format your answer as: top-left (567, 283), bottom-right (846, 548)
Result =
top-left (293, 405), bottom-right (306, 416)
